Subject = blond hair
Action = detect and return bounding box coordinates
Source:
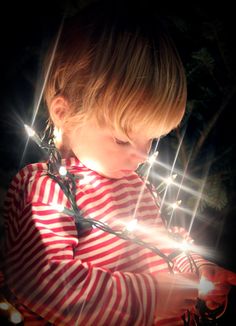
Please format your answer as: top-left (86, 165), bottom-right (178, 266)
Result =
top-left (44, 2), bottom-right (186, 140)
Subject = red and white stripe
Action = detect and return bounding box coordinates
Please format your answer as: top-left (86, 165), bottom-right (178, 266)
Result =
top-left (3, 158), bottom-right (208, 325)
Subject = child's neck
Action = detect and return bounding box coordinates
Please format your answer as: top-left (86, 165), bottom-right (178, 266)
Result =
top-left (58, 145), bottom-right (75, 159)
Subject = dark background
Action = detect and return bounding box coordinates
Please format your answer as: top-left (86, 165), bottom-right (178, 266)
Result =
top-left (0, 0), bottom-right (235, 324)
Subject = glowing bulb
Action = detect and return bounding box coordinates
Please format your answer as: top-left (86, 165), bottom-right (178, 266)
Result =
top-left (198, 276), bottom-right (214, 296)
top-left (10, 311), bottom-right (23, 324)
top-left (165, 174), bottom-right (177, 185)
top-left (171, 200), bottom-right (182, 210)
top-left (59, 166), bottom-right (67, 176)
top-left (24, 123), bottom-right (42, 146)
top-left (24, 124), bottom-right (35, 137)
top-left (126, 219), bottom-right (138, 232)
top-left (152, 191), bottom-right (158, 198)
top-left (53, 127), bottom-right (62, 145)
top-left (148, 151), bottom-right (159, 164)
top-left (166, 177), bottom-right (172, 185)
top-left (0, 301), bottom-right (9, 310)
top-left (178, 239), bottom-right (190, 252)
top-left (50, 203), bottom-right (74, 216)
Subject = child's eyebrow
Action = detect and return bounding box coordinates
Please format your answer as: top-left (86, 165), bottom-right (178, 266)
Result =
top-left (112, 128), bottom-right (155, 146)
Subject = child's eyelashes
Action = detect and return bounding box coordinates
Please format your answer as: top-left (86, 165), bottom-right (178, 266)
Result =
top-left (114, 137), bottom-right (156, 147)
top-left (114, 138), bottom-right (130, 146)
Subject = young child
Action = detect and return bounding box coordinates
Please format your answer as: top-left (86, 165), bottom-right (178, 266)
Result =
top-left (2, 1), bottom-right (236, 325)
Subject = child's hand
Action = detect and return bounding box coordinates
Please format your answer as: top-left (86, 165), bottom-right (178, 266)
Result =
top-left (156, 272), bottom-right (198, 318)
top-left (199, 264), bottom-right (236, 310)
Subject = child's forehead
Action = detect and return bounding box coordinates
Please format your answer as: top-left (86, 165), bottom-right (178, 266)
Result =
top-left (92, 114), bottom-right (165, 140)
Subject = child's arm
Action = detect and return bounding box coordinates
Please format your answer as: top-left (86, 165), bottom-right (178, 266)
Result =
top-left (198, 264), bottom-right (236, 311)
top-left (4, 168), bottom-right (160, 325)
top-left (4, 167), bottom-right (203, 324)
top-left (162, 225), bottom-right (236, 316)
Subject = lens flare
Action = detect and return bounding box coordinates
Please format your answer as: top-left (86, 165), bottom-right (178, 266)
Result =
top-left (24, 124), bottom-right (35, 137)
top-left (198, 276), bottom-right (214, 296)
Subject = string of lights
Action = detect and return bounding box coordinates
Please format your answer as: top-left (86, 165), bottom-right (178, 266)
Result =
top-left (11, 123), bottom-right (224, 325)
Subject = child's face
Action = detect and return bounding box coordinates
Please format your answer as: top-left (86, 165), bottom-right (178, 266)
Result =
top-left (67, 117), bottom-right (153, 179)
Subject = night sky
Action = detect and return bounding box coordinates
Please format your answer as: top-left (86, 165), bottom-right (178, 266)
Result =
top-left (0, 0), bottom-right (236, 323)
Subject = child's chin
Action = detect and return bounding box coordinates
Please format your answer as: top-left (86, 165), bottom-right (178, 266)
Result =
top-left (111, 171), bottom-right (134, 179)
top-left (98, 170), bottom-right (127, 179)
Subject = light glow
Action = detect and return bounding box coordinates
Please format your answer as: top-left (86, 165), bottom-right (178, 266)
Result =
top-left (198, 276), bottom-right (214, 296)
top-left (24, 124), bottom-right (42, 146)
top-left (59, 166), bottom-right (67, 176)
top-left (53, 127), bottom-right (63, 146)
top-left (125, 219), bottom-right (138, 232)
top-left (156, 174), bottom-right (178, 192)
top-left (10, 311), bottom-right (23, 324)
top-left (171, 200), bottom-right (182, 210)
top-left (177, 239), bottom-right (191, 252)
top-left (0, 301), bottom-right (9, 310)
top-left (24, 124), bottom-right (35, 137)
top-left (165, 174), bottom-right (177, 185)
top-left (50, 202), bottom-right (74, 217)
top-left (148, 151), bottom-right (159, 165)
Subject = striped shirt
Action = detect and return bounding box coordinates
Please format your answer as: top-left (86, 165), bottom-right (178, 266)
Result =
top-left (3, 157), bottom-right (208, 325)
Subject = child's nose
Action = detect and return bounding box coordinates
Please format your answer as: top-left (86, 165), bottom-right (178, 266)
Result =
top-left (130, 147), bottom-right (149, 164)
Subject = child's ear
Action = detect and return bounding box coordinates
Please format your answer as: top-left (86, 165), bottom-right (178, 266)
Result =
top-left (50, 96), bottom-right (70, 127)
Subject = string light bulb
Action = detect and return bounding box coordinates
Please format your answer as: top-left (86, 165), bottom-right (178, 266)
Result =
top-left (125, 219), bottom-right (138, 232)
top-left (156, 174), bottom-right (178, 192)
top-left (53, 127), bottom-right (62, 143)
top-left (171, 200), bottom-right (182, 210)
top-left (0, 297), bottom-right (23, 324)
top-left (198, 276), bottom-right (214, 296)
top-left (10, 311), bottom-right (23, 324)
top-left (177, 239), bottom-right (191, 252)
top-left (50, 203), bottom-right (75, 216)
top-left (59, 166), bottom-right (67, 176)
top-left (0, 301), bottom-right (9, 310)
top-left (24, 124), bottom-right (41, 146)
top-left (147, 151), bottom-right (159, 165)
top-left (165, 174), bottom-right (177, 185)
top-left (24, 124), bottom-right (35, 137)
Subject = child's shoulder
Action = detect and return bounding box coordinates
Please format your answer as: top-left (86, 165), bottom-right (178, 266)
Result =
top-left (12, 161), bottom-right (48, 186)
top-left (7, 162), bottom-right (51, 202)
top-left (4, 162), bottom-right (51, 215)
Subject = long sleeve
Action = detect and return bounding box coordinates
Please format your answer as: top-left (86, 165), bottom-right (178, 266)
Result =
top-left (167, 226), bottom-right (215, 274)
top-left (4, 158), bottom-right (216, 326)
top-left (4, 162), bottom-right (159, 326)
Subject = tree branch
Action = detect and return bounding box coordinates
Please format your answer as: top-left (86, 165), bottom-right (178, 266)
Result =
top-left (190, 86), bottom-right (236, 163)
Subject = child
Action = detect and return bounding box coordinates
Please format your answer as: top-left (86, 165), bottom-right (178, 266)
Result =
top-left (2, 1), bottom-right (236, 325)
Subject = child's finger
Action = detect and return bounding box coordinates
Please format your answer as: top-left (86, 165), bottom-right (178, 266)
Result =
top-left (184, 299), bottom-right (197, 310)
top-left (211, 283), bottom-right (231, 296)
top-left (205, 300), bottom-right (222, 310)
top-left (204, 294), bottom-right (226, 305)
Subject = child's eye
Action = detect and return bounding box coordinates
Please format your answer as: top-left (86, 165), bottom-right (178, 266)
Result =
top-left (114, 138), bottom-right (130, 146)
